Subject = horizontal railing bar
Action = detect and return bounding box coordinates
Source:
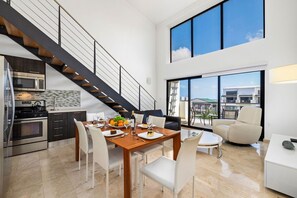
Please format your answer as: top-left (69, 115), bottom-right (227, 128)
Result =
top-left (96, 54), bottom-right (119, 72)
top-left (96, 47), bottom-right (120, 69)
top-left (60, 20), bottom-right (94, 48)
top-left (44, 0), bottom-right (58, 12)
top-left (12, 2), bottom-right (58, 40)
top-left (53, 0), bottom-right (97, 41)
top-left (61, 13), bottom-right (94, 45)
top-left (61, 29), bottom-right (94, 57)
top-left (29, 0), bottom-right (58, 24)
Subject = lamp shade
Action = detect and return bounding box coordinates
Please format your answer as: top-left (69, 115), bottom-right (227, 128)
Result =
top-left (270, 64), bottom-right (297, 84)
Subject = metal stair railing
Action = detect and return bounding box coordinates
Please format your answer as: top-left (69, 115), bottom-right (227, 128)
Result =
top-left (4, 0), bottom-right (156, 111)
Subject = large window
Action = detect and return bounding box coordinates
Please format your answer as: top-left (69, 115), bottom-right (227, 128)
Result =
top-left (223, 0), bottom-right (264, 48)
top-left (193, 6), bottom-right (221, 56)
top-left (171, 21), bottom-right (192, 62)
top-left (170, 0), bottom-right (264, 62)
top-left (167, 71), bottom-right (264, 133)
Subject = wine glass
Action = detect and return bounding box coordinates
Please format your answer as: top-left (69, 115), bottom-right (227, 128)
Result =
top-left (124, 118), bottom-right (130, 130)
top-left (146, 117), bottom-right (152, 129)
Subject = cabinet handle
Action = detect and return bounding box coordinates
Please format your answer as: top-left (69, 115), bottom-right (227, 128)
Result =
top-left (54, 127), bottom-right (63, 130)
top-left (53, 120), bottom-right (63, 123)
top-left (54, 134), bottom-right (63, 137)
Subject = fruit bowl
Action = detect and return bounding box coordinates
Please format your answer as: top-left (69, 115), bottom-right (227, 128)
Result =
top-left (108, 116), bottom-right (128, 128)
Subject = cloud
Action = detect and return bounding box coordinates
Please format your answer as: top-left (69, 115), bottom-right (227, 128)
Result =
top-left (172, 47), bottom-right (191, 62)
top-left (246, 29), bottom-right (264, 42)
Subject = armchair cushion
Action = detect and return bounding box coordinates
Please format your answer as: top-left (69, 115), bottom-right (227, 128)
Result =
top-left (212, 107), bottom-right (262, 144)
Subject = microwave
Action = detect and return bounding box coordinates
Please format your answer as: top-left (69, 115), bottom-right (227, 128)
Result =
top-left (13, 72), bottom-right (45, 91)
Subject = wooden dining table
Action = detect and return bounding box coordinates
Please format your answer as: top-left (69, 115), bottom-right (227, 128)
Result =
top-left (75, 122), bottom-right (181, 198)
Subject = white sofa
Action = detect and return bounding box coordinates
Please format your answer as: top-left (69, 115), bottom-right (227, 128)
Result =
top-left (212, 107), bottom-right (262, 144)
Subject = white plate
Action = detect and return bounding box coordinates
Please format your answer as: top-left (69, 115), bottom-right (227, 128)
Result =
top-left (137, 124), bottom-right (156, 129)
top-left (138, 131), bottom-right (163, 140)
top-left (102, 130), bottom-right (124, 137)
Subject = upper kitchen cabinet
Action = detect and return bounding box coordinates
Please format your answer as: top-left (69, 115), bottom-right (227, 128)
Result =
top-left (5, 55), bottom-right (45, 74)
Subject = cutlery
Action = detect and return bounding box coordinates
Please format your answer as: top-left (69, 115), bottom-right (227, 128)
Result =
top-left (111, 134), bottom-right (125, 140)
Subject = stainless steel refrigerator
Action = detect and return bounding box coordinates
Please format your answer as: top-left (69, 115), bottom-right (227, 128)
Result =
top-left (0, 55), bottom-right (15, 196)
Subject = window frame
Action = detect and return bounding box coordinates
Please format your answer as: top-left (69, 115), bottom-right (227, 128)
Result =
top-left (170, 0), bottom-right (265, 63)
top-left (166, 70), bottom-right (265, 140)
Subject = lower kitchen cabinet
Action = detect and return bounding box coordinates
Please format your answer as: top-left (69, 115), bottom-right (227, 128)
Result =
top-left (48, 111), bottom-right (86, 142)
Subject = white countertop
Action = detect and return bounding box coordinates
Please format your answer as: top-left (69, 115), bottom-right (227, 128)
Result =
top-left (47, 108), bottom-right (87, 113)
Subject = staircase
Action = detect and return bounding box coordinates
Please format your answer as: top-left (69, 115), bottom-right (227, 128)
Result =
top-left (0, 0), bottom-right (156, 114)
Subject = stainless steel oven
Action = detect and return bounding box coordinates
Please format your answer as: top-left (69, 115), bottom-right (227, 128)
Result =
top-left (8, 100), bottom-right (48, 156)
top-left (8, 117), bottom-right (47, 156)
top-left (13, 72), bottom-right (45, 91)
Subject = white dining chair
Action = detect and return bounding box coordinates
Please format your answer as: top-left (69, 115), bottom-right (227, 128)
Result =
top-left (74, 119), bottom-right (93, 182)
top-left (135, 116), bottom-right (166, 184)
top-left (139, 133), bottom-right (203, 198)
top-left (134, 113), bottom-right (144, 124)
top-left (89, 126), bottom-right (137, 197)
top-left (86, 112), bottom-right (105, 121)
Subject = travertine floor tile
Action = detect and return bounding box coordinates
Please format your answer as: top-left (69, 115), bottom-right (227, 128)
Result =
top-left (4, 135), bottom-right (291, 198)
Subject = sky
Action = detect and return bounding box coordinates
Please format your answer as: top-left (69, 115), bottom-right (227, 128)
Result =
top-left (179, 71), bottom-right (260, 99)
top-left (171, 0), bottom-right (264, 62)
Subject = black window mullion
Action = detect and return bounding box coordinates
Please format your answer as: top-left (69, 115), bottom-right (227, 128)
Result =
top-left (220, 4), bottom-right (224, 50)
top-left (191, 19), bottom-right (194, 58)
top-left (187, 79), bottom-right (191, 127)
top-left (218, 76), bottom-right (221, 119)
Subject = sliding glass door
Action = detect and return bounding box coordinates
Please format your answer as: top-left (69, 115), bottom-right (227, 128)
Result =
top-left (220, 72), bottom-right (261, 119)
top-left (167, 80), bottom-right (189, 125)
top-left (190, 77), bottom-right (218, 129)
top-left (167, 71), bottom-right (264, 132)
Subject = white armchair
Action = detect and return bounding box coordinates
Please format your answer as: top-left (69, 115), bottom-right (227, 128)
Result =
top-left (212, 107), bottom-right (262, 144)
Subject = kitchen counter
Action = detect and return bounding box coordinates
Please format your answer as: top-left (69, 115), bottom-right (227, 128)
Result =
top-left (47, 108), bottom-right (87, 113)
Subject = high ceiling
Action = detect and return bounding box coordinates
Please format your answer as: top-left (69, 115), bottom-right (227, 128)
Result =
top-left (126, 0), bottom-right (200, 24)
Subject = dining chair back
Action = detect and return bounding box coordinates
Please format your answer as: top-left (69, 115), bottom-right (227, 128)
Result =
top-left (74, 119), bottom-right (89, 154)
top-left (134, 113), bottom-right (144, 124)
top-left (139, 133), bottom-right (202, 198)
top-left (89, 126), bottom-right (109, 170)
top-left (175, 132), bottom-right (202, 193)
top-left (87, 112), bottom-right (105, 121)
top-left (148, 116), bottom-right (166, 128)
top-left (74, 118), bottom-right (93, 181)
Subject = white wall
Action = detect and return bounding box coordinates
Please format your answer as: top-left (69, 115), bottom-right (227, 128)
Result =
top-left (156, 0), bottom-right (297, 139)
top-left (57, 0), bottom-right (156, 97)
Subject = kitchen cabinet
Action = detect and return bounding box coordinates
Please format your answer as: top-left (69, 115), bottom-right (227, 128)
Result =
top-left (5, 55), bottom-right (45, 74)
top-left (48, 111), bottom-right (86, 142)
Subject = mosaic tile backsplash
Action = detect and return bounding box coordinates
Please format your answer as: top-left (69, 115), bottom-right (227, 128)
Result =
top-left (15, 90), bottom-right (81, 109)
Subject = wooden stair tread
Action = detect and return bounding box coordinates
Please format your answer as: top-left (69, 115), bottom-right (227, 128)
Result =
top-left (90, 89), bottom-right (100, 93)
top-left (51, 57), bottom-right (64, 66)
top-left (63, 66), bottom-right (75, 74)
top-left (73, 75), bottom-right (84, 81)
top-left (23, 35), bottom-right (39, 48)
top-left (105, 101), bottom-right (116, 104)
top-left (82, 83), bottom-right (92, 87)
top-left (97, 95), bottom-right (108, 98)
top-left (0, 16), bottom-right (5, 25)
top-left (3, 19), bottom-right (23, 37)
top-left (113, 105), bottom-right (123, 109)
top-left (118, 109), bottom-right (128, 113)
top-left (38, 46), bottom-right (53, 57)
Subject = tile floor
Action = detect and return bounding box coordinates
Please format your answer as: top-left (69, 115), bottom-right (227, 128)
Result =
top-left (3, 138), bottom-right (289, 198)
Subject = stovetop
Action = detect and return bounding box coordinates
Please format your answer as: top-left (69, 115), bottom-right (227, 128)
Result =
top-left (14, 100), bottom-right (48, 119)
